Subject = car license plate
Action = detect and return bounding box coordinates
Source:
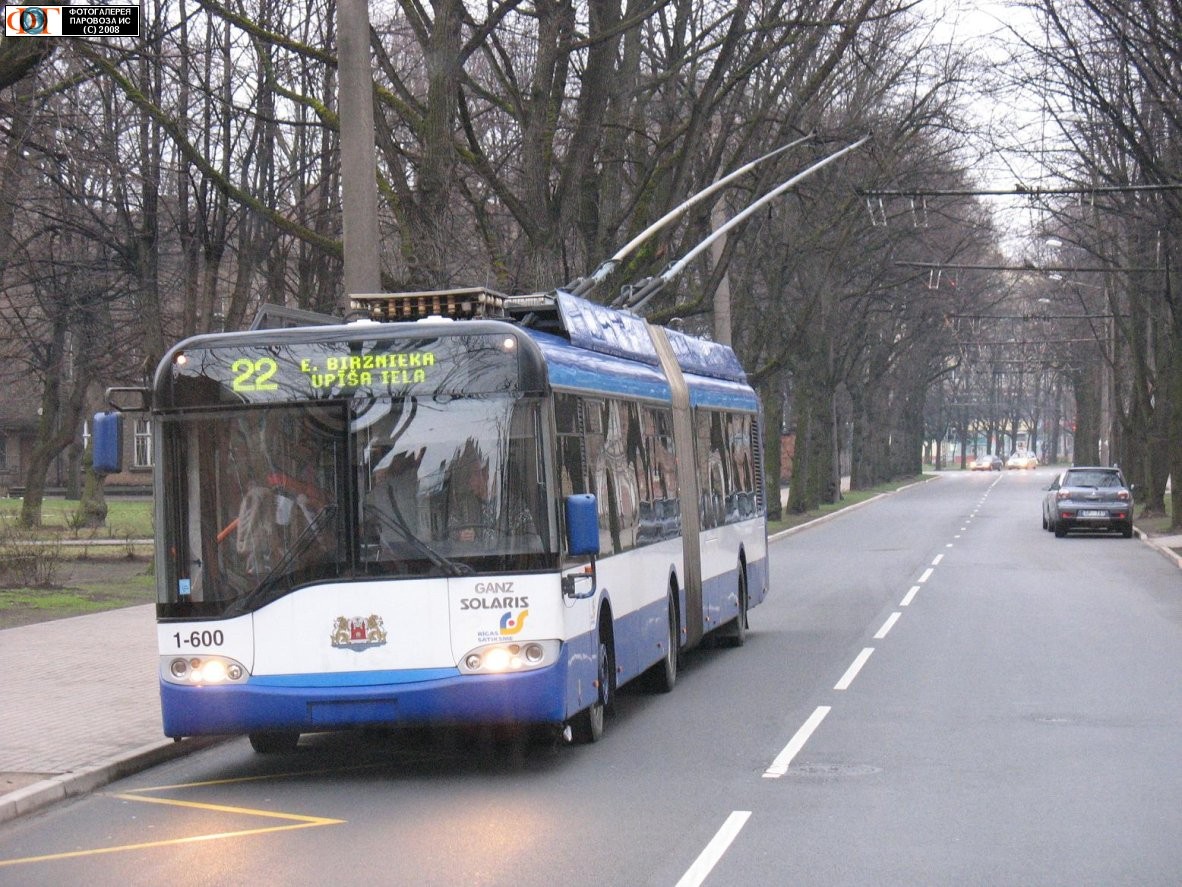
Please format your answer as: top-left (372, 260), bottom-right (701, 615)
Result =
top-left (1079, 509), bottom-right (1108, 518)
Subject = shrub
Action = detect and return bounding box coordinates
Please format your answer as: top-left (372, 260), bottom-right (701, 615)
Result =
top-left (0, 519), bottom-right (63, 588)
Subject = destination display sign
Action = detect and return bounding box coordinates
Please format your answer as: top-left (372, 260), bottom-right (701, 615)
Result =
top-left (162, 333), bottom-right (524, 407)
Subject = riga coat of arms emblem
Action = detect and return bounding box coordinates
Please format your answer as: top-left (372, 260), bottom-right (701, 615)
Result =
top-left (330, 614), bottom-right (388, 648)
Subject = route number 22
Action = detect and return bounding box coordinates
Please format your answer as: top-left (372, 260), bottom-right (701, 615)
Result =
top-left (231, 357), bottom-right (279, 391)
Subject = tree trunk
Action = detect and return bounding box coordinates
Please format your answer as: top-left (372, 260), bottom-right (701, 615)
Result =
top-left (788, 376), bottom-right (838, 513)
top-left (0, 80), bottom-right (35, 285)
top-left (760, 377), bottom-right (784, 521)
top-left (1170, 351), bottom-right (1182, 531)
top-left (1071, 364), bottom-right (1102, 466)
top-left (78, 441), bottom-right (109, 529)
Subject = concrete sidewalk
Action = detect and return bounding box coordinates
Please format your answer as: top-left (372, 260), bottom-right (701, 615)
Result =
top-left (1149, 533), bottom-right (1182, 569)
top-left (0, 605), bottom-right (216, 824)
top-left (3, 522), bottom-right (1180, 826)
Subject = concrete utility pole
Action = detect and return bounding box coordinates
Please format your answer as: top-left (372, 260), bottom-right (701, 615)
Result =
top-left (337, 0), bottom-right (381, 308)
top-left (710, 201), bottom-right (733, 346)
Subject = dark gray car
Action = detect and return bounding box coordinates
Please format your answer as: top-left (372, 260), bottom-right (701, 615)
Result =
top-left (1043, 466), bottom-right (1134, 538)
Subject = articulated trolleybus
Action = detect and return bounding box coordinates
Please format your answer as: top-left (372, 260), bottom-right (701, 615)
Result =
top-left (96, 288), bottom-right (768, 751)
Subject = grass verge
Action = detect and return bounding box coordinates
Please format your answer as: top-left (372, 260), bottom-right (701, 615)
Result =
top-left (0, 499), bottom-right (153, 630)
top-left (0, 497), bottom-right (153, 540)
top-left (768, 475), bottom-right (928, 535)
top-left (0, 559), bottom-right (154, 629)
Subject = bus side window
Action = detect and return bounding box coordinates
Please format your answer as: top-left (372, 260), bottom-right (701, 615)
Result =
top-left (582, 399), bottom-right (616, 554)
top-left (555, 393), bottom-right (586, 500)
top-left (694, 409), bottom-right (725, 530)
top-left (604, 399), bottom-right (643, 553)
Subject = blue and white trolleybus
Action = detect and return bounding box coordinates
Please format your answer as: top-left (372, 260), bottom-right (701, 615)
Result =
top-left (97, 288), bottom-right (768, 750)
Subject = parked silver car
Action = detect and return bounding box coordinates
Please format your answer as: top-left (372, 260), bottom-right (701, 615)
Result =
top-left (1042, 466), bottom-right (1134, 538)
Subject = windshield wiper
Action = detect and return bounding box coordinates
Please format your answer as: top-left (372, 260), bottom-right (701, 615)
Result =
top-left (226, 504), bottom-right (340, 616)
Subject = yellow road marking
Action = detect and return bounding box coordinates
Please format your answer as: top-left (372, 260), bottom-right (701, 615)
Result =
top-left (0, 785), bottom-right (344, 868)
top-left (110, 791), bottom-right (345, 823)
top-left (129, 760), bottom-right (387, 793)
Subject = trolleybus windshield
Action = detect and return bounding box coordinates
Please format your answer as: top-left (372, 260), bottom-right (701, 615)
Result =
top-left (156, 333), bottom-right (554, 619)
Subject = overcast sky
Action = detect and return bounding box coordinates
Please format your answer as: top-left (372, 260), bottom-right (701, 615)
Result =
top-left (920, 0), bottom-right (1056, 254)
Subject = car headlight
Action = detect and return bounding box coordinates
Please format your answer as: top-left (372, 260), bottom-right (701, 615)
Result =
top-left (161, 655), bottom-right (250, 686)
top-left (458, 640), bottom-right (560, 675)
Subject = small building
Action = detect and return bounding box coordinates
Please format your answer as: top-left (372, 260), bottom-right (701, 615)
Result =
top-left (0, 397), bottom-right (37, 498)
top-left (0, 393), bottom-right (153, 498)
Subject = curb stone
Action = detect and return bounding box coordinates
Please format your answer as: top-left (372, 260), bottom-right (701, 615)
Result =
top-left (0, 736), bottom-right (224, 825)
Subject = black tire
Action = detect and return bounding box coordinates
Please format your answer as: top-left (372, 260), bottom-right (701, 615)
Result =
top-left (569, 616), bottom-right (613, 744)
top-left (1042, 510), bottom-right (1048, 530)
top-left (248, 730), bottom-right (300, 753)
top-left (720, 566), bottom-right (748, 648)
top-left (1054, 522), bottom-right (1067, 538)
top-left (1122, 522), bottom-right (1134, 538)
top-left (644, 588), bottom-right (679, 693)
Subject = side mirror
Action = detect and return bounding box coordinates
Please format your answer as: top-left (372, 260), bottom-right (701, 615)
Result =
top-left (563, 494), bottom-right (598, 600)
top-left (92, 411), bottom-right (123, 474)
top-left (564, 493), bottom-right (599, 556)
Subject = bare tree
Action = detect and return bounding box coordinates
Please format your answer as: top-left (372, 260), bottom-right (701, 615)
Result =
top-left (1011, 0), bottom-right (1182, 525)
top-left (736, 6), bottom-right (997, 510)
top-left (1, 0), bottom-right (1039, 522)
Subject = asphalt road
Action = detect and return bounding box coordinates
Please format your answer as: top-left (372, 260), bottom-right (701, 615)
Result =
top-left (2, 468), bottom-right (1181, 885)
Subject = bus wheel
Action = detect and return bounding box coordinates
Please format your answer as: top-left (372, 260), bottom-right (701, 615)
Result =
top-left (248, 730), bottom-right (300, 753)
top-left (569, 620), bottom-right (613, 743)
top-left (720, 567), bottom-right (748, 648)
top-left (644, 587), bottom-right (679, 693)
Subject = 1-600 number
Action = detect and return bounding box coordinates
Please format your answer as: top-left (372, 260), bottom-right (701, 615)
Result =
top-left (173, 630), bottom-right (225, 649)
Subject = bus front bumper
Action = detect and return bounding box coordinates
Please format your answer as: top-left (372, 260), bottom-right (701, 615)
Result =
top-left (159, 663), bottom-right (569, 738)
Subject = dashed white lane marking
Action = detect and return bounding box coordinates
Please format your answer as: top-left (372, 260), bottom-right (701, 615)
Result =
top-left (733, 483), bottom-right (993, 879)
top-left (874, 612), bottom-right (902, 639)
top-left (675, 810), bottom-right (752, 887)
top-left (763, 706), bottom-right (831, 778)
top-left (834, 647), bottom-right (875, 690)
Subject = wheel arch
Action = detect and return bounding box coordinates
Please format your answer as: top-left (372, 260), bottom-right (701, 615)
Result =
top-left (596, 598), bottom-right (617, 708)
top-left (737, 547), bottom-right (750, 627)
top-left (667, 566), bottom-right (684, 647)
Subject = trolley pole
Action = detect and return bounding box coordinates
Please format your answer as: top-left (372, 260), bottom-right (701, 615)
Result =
top-left (337, 0), bottom-right (381, 308)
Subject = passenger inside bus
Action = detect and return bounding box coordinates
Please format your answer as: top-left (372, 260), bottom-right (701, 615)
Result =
top-left (228, 410), bottom-right (339, 578)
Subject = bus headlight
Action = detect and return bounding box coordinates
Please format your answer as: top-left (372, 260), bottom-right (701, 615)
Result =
top-left (458, 640), bottom-right (559, 675)
top-left (162, 655), bottom-right (250, 686)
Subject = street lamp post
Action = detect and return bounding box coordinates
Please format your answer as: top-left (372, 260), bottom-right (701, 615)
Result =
top-left (337, 0), bottom-right (381, 308)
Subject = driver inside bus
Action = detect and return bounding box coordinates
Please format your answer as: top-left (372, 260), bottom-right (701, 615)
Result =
top-left (446, 447), bottom-right (536, 545)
